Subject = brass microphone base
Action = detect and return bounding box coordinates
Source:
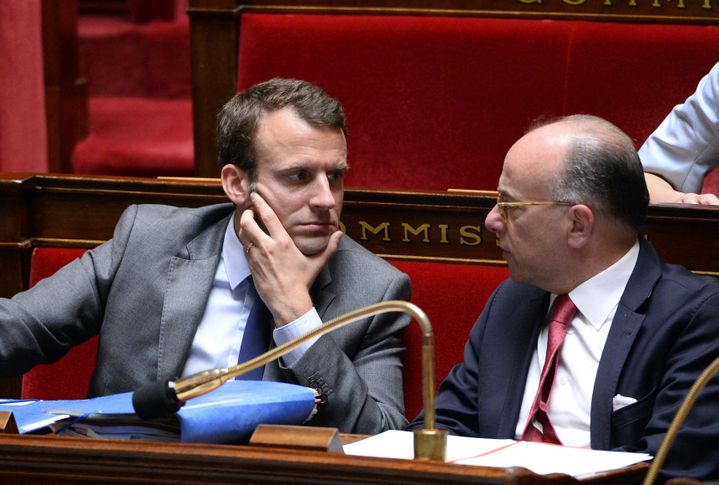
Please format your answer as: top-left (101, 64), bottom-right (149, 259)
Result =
top-left (413, 428), bottom-right (448, 461)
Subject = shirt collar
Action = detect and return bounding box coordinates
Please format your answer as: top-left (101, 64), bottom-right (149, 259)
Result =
top-left (565, 240), bottom-right (640, 330)
top-left (222, 212), bottom-right (251, 290)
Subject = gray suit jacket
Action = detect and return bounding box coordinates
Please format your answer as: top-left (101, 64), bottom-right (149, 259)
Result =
top-left (1, 203), bottom-right (411, 434)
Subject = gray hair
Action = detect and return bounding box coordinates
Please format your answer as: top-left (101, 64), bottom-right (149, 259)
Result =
top-left (535, 115), bottom-right (649, 231)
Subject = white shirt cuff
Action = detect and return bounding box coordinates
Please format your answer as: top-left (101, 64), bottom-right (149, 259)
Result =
top-left (272, 307), bottom-right (322, 367)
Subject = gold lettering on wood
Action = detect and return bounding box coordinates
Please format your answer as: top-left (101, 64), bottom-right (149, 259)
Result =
top-left (438, 224), bottom-right (450, 244)
top-left (459, 225), bottom-right (483, 246)
top-left (359, 221), bottom-right (391, 241)
top-left (350, 220), bottom-right (489, 247)
top-left (401, 223), bottom-right (431, 243)
top-left (514, 0), bottom-right (712, 8)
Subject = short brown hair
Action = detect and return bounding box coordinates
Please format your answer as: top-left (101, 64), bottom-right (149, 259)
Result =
top-left (216, 78), bottom-right (347, 180)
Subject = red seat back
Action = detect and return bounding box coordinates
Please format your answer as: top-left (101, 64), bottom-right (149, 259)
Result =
top-left (21, 247), bottom-right (98, 400)
top-left (388, 260), bottom-right (509, 419)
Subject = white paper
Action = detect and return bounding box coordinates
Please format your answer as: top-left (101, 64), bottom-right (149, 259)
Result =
top-left (455, 440), bottom-right (652, 477)
top-left (344, 431), bottom-right (651, 478)
top-left (343, 430), bottom-right (513, 461)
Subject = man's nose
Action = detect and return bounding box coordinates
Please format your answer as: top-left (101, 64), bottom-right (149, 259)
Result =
top-left (310, 174), bottom-right (336, 209)
top-left (485, 204), bottom-right (504, 234)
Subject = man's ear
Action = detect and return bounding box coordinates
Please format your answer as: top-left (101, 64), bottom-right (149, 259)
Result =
top-left (567, 204), bottom-right (594, 249)
top-left (220, 164), bottom-right (251, 208)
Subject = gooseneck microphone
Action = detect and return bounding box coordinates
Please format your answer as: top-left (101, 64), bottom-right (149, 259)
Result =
top-left (131, 300), bottom-right (447, 461)
top-left (132, 379), bottom-right (181, 420)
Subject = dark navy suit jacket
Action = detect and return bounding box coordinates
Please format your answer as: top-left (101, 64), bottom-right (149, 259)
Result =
top-left (410, 239), bottom-right (719, 481)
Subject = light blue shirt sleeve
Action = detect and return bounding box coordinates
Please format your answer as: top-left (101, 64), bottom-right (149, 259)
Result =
top-left (638, 62), bottom-right (719, 193)
top-left (272, 307), bottom-right (322, 367)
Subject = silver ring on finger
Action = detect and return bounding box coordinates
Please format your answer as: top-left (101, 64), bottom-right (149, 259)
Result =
top-left (245, 242), bottom-right (254, 255)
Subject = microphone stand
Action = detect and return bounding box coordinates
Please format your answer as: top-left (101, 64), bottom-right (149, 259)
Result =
top-left (132, 300), bottom-right (448, 461)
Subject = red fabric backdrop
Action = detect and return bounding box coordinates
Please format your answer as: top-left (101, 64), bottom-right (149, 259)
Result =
top-left (236, 14), bottom-right (719, 194)
top-left (0, 1), bottom-right (48, 173)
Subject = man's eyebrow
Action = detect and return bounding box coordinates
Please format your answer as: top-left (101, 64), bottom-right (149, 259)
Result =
top-left (497, 188), bottom-right (510, 198)
top-left (276, 161), bottom-right (350, 172)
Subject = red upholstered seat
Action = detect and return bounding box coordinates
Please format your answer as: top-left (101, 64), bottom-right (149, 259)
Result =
top-left (237, 14), bottom-right (572, 191)
top-left (235, 13), bottom-right (719, 194)
top-left (72, 97), bottom-right (194, 176)
top-left (388, 260), bottom-right (509, 420)
top-left (21, 247), bottom-right (98, 400)
top-left (564, 22), bottom-right (719, 152)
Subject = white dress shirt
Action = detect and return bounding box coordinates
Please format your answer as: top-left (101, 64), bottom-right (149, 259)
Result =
top-left (514, 241), bottom-right (640, 447)
top-left (181, 214), bottom-right (322, 377)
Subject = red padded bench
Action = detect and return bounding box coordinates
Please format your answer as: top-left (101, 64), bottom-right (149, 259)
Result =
top-left (389, 260), bottom-right (509, 419)
top-left (20, 247), bottom-right (98, 400)
top-left (234, 13), bottom-right (719, 194)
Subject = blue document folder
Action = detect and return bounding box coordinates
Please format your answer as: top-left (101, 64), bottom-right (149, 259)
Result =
top-left (0, 380), bottom-right (316, 443)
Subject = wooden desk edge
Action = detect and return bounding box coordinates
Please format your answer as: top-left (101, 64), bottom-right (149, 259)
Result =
top-left (0, 433), bottom-right (647, 484)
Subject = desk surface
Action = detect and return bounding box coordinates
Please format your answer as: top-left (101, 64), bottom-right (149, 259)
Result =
top-left (0, 433), bottom-right (647, 484)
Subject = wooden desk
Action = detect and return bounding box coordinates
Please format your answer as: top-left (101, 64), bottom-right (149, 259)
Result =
top-left (0, 433), bottom-right (647, 484)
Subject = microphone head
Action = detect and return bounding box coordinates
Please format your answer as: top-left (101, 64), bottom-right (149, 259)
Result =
top-left (132, 379), bottom-right (183, 419)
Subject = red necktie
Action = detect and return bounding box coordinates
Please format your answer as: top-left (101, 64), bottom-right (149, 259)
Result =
top-left (521, 294), bottom-right (577, 444)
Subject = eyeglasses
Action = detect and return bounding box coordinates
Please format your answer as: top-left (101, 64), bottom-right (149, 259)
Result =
top-left (496, 192), bottom-right (573, 221)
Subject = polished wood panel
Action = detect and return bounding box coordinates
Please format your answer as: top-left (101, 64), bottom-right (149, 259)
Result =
top-left (0, 433), bottom-right (647, 484)
top-left (42, 0), bottom-right (88, 173)
top-left (1, 173), bottom-right (718, 278)
top-left (188, 0), bottom-right (240, 177)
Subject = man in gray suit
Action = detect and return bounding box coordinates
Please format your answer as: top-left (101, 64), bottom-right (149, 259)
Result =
top-left (0, 79), bottom-right (411, 434)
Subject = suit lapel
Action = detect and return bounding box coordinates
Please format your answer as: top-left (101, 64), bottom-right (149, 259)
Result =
top-left (590, 239), bottom-right (661, 449)
top-left (157, 214), bottom-right (231, 380)
top-left (311, 265), bottom-right (335, 318)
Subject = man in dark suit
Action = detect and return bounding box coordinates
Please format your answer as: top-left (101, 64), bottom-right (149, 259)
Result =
top-left (409, 115), bottom-right (719, 481)
top-left (1, 79), bottom-right (410, 434)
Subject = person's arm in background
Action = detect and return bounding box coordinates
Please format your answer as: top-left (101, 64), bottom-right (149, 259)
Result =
top-left (644, 172), bottom-right (719, 205)
top-left (639, 62), bottom-right (719, 206)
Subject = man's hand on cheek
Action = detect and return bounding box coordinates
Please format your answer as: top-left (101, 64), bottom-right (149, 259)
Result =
top-left (238, 192), bottom-right (343, 326)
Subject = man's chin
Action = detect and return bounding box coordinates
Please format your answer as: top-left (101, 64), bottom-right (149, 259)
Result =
top-left (295, 238), bottom-right (331, 257)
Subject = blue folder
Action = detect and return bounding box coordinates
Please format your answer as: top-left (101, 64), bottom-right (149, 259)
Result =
top-left (0, 380), bottom-right (316, 443)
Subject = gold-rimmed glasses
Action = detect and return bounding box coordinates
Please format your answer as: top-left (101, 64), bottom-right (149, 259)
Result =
top-left (496, 191), bottom-right (573, 221)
